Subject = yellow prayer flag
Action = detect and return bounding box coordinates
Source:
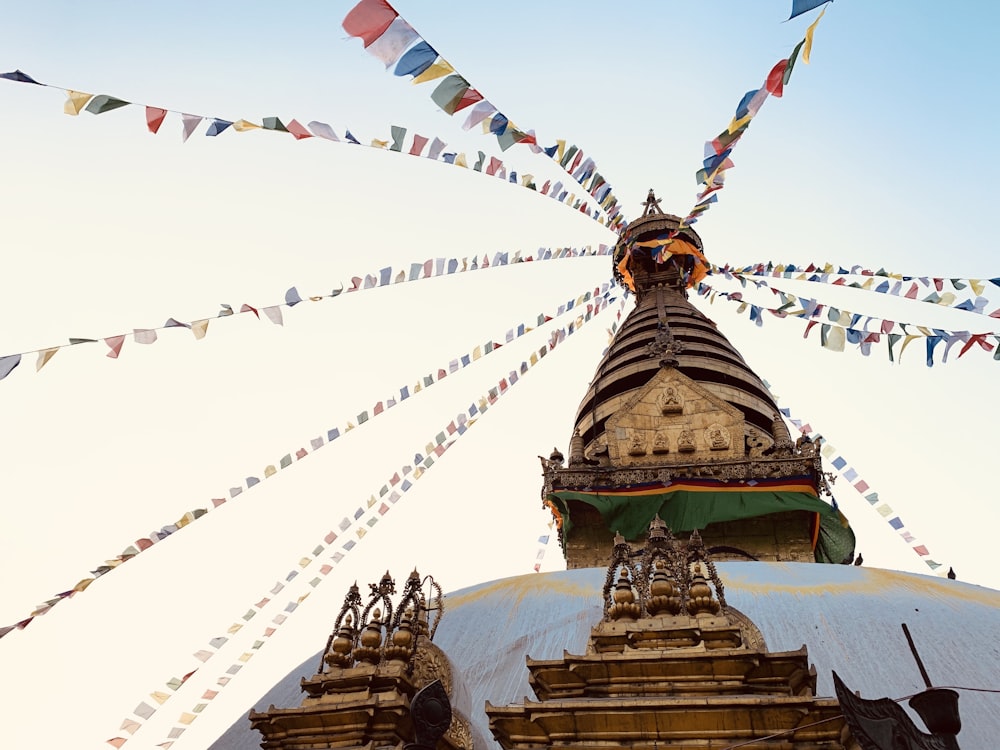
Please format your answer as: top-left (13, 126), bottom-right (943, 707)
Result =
top-left (178, 713), bottom-right (197, 725)
top-left (938, 292), bottom-right (956, 306)
top-left (555, 139), bottom-right (566, 162)
top-left (227, 623), bottom-right (243, 634)
top-left (191, 319), bottom-right (209, 340)
top-left (530, 352), bottom-right (538, 365)
top-left (233, 119), bottom-right (261, 132)
top-left (73, 578), bottom-right (95, 592)
top-left (63, 90), bottom-right (93, 116)
top-left (898, 334), bottom-right (920, 361)
top-left (412, 59), bottom-right (454, 84)
top-left (970, 279), bottom-right (985, 295)
top-left (822, 326), bottom-right (846, 352)
top-left (36, 348), bottom-right (57, 371)
top-left (367, 494), bottom-right (377, 508)
top-left (413, 467), bottom-right (424, 479)
top-left (150, 691), bottom-right (170, 705)
top-left (357, 527), bottom-right (367, 538)
top-left (472, 346), bottom-right (482, 360)
top-left (238, 652), bottom-right (253, 663)
top-left (298, 557), bottom-right (311, 568)
top-left (876, 504), bottom-right (894, 517)
top-left (727, 114), bottom-right (752, 134)
top-left (860, 278), bottom-right (874, 290)
top-left (802, 7), bottom-right (826, 64)
top-left (264, 465), bottom-right (276, 478)
top-left (371, 138), bottom-right (389, 149)
top-left (454, 152), bottom-right (467, 168)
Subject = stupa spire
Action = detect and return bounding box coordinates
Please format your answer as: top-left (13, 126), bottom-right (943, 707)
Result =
top-left (541, 194), bottom-right (854, 569)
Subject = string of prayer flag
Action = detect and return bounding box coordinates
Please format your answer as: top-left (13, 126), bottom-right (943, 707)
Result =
top-left (106, 287), bottom-right (619, 747)
top-left (766, 393), bottom-right (946, 575)
top-left (676, 9), bottom-right (825, 232)
top-left (0, 70), bottom-right (615, 232)
top-left (695, 277), bottom-right (1000, 366)
top-left (2, 279), bottom-right (614, 641)
top-left (340, 0), bottom-right (626, 230)
top-left (0, 245), bottom-right (612, 383)
top-left (718, 261), bottom-right (1000, 319)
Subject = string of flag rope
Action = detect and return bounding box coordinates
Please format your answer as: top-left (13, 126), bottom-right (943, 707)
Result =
top-left (105, 288), bottom-right (619, 748)
top-left (765, 387), bottom-right (946, 575)
top-left (0, 70), bottom-right (617, 235)
top-left (340, 0), bottom-right (627, 231)
top-left (675, 8), bottom-right (826, 232)
top-left (695, 278), bottom-right (1000, 365)
top-left (0, 278), bottom-right (616, 641)
top-left (530, 295), bottom-right (631, 572)
top-left (716, 263), bottom-right (1000, 319)
top-left (0, 244), bottom-right (612, 382)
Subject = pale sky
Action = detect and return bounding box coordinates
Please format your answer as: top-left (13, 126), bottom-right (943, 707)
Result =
top-left (1, 2), bottom-right (998, 748)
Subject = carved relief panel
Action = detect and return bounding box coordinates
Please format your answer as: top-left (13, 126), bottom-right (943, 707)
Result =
top-left (606, 369), bottom-right (745, 466)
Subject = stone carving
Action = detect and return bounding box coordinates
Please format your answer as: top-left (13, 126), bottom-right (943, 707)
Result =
top-left (657, 385), bottom-right (684, 414)
top-left (706, 423), bottom-right (729, 451)
top-left (677, 428), bottom-right (695, 453)
top-left (652, 431), bottom-right (670, 454)
top-left (627, 431), bottom-right (646, 456)
top-left (796, 434), bottom-right (818, 456)
top-left (745, 427), bottom-right (769, 458)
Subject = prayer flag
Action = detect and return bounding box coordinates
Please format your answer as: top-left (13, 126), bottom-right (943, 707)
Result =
top-left (430, 74), bottom-right (472, 114)
top-left (307, 121), bottom-right (339, 140)
top-left (367, 17), bottom-right (418, 67)
top-left (789, 0), bottom-right (830, 21)
top-left (181, 114), bottom-right (202, 142)
top-left (412, 59), bottom-right (454, 84)
top-left (394, 40), bottom-right (437, 77)
top-left (85, 95), bottom-right (129, 114)
top-left (803, 7), bottom-right (826, 63)
top-left (206, 119), bottom-right (232, 136)
top-left (105, 336), bottom-right (125, 359)
top-left (342, 0), bottom-right (398, 47)
top-left (64, 90), bottom-right (93, 116)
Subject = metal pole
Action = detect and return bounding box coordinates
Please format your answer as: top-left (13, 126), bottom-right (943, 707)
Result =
top-left (902, 622), bottom-right (933, 688)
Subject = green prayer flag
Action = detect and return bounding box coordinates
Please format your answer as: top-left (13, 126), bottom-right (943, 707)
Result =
top-left (85, 95), bottom-right (129, 114)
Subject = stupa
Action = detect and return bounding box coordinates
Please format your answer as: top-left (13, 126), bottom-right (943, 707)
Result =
top-left (219, 194), bottom-right (1000, 750)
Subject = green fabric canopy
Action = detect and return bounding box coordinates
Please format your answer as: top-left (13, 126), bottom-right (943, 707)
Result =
top-left (547, 488), bottom-right (854, 564)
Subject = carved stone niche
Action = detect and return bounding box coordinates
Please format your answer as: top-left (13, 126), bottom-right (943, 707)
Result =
top-left (656, 384), bottom-right (684, 414)
top-left (604, 368), bottom-right (746, 467)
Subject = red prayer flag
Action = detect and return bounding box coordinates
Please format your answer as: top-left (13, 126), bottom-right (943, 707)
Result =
top-left (765, 59), bottom-right (789, 97)
top-left (146, 106), bottom-right (167, 134)
top-left (453, 87), bottom-right (484, 113)
top-left (342, 0), bottom-right (398, 47)
top-left (913, 545), bottom-right (929, 556)
top-left (409, 134), bottom-right (428, 156)
top-left (285, 119), bottom-right (313, 140)
top-left (105, 335), bottom-right (125, 359)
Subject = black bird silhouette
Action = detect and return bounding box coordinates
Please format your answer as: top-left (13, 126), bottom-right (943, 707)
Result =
top-left (854, 553), bottom-right (863, 566)
top-left (947, 567), bottom-right (956, 580)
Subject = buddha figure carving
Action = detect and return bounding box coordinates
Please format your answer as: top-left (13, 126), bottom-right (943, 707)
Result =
top-left (707, 423), bottom-right (729, 451)
top-left (652, 430), bottom-right (670, 454)
top-left (628, 430), bottom-right (646, 456)
top-left (657, 385), bottom-right (683, 414)
top-left (677, 428), bottom-right (696, 453)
